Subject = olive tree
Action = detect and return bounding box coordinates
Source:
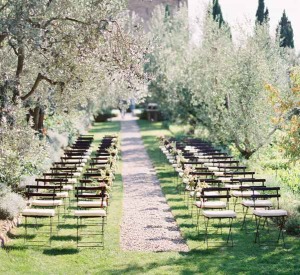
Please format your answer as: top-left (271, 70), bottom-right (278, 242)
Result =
top-left (0, 0), bottom-right (148, 188)
top-left (148, 4), bottom-right (291, 159)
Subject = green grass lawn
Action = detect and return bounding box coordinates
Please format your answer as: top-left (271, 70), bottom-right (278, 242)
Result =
top-left (1, 120), bottom-right (300, 274)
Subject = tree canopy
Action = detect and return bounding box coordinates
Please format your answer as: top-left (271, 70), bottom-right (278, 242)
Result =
top-left (0, 0), bottom-right (148, 189)
top-left (147, 4), bottom-right (291, 159)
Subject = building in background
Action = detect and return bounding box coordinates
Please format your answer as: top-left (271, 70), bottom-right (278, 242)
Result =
top-left (127, 0), bottom-right (186, 29)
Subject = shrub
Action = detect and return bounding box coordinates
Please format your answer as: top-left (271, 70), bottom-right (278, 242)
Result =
top-left (278, 188), bottom-right (300, 235)
top-left (0, 186), bottom-right (26, 220)
top-left (278, 168), bottom-right (300, 193)
top-left (285, 213), bottom-right (300, 235)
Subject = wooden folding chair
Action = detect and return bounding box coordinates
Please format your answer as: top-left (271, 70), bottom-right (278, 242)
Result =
top-left (248, 187), bottom-right (288, 247)
top-left (74, 186), bottom-right (107, 248)
top-left (22, 184), bottom-right (63, 246)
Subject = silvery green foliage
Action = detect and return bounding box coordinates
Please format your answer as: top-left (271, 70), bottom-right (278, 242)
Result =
top-left (146, 5), bottom-right (190, 122)
top-left (148, 5), bottom-right (291, 158)
top-left (0, 186), bottom-right (26, 220)
top-left (1, 0), bottom-right (147, 111)
top-left (0, 0), bottom-right (149, 189)
top-left (0, 102), bottom-right (49, 190)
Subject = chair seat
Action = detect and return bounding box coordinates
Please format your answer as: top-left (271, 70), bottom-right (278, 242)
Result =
top-left (214, 171), bottom-right (224, 176)
top-left (195, 201), bottom-right (227, 209)
top-left (62, 185), bottom-right (73, 191)
top-left (22, 208), bottom-right (55, 217)
top-left (82, 192), bottom-right (97, 196)
top-left (203, 210), bottom-right (236, 218)
top-left (190, 191), bottom-right (217, 198)
top-left (242, 200), bottom-right (273, 208)
top-left (74, 210), bottom-right (106, 217)
top-left (95, 160), bottom-right (108, 164)
top-left (207, 167), bottom-right (220, 172)
top-left (78, 200), bottom-right (107, 208)
top-left (204, 191), bottom-right (219, 196)
top-left (253, 209), bottom-right (288, 217)
top-left (218, 177), bottom-right (233, 183)
top-left (31, 200), bottom-right (63, 207)
top-left (225, 184), bottom-right (249, 190)
top-left (56, 192), bottom-right (69, 198)
top-left (232, 190), bottom-right (260, 197)
top-left (68, 178), bottom-right (77, 184)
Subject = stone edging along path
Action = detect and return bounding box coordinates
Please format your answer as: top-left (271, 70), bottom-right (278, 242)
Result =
top-left (120, 115), bottom-right (189, 252)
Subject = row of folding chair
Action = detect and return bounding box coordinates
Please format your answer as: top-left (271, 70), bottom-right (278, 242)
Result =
top-left (21, 135), bottom-right (94, 246)
top-left (73, 135), bottom-right (119, 248)
top-left (159, 137), bottom-right (288, 248)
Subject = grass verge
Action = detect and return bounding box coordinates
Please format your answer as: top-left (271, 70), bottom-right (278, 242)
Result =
top-left (137, 119), bottom-right (300, 274)
top-left (0, 120), bottom-right (300, 274)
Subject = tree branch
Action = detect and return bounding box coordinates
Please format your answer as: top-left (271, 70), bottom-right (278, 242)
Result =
top-left (21, 73), bottom-right (65, 101)
top-left (16, 46), bottom-right (25, 78)
top-left (0, 33), bottom-right (8, 46)
top-left (8, 40), bottom-right (18, 55)
top-left (42, 16), bottom-right (88, 28)
top-left (0, 1), bottom-right (8, 12)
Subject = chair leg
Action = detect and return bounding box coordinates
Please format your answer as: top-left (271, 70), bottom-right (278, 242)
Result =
top-left (50, 217), bottom-right (53, 246)
top-left (241, 207), bottom-right (249, 231)
top-left (77, 217), bottom-right (79, 248)
top-left (24, 217), bottom-right (27, 244)
top-left (233, 197), bottom-right (238, 211)
top-left (57, 206), bottom-right (60, 230)
top-left (254, 216), bottom-right (261, 244)
top-left (102, 217), bottom-right (105, 249)
top-left (196, 207), bottom-right (200, 232)
top-left (190, 200), bottom-right (194, 217)
top-left (277, 216), bottom-right (286, 247)
top-left (227, 218), bottom-right (234, 246)
top-left (204, 218), bottom-right (209, 248)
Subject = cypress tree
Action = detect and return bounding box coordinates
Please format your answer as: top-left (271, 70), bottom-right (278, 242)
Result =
top-left (256, 0), bottom-right (268, 25)
top-left (277, 10), bottom-right (295, 48)
top-left (165, 4), bottom-right (171, 19)
top-left (264, 8), bottom-right (269, 22)
top-left (212, 0), bottom-right (224, 28)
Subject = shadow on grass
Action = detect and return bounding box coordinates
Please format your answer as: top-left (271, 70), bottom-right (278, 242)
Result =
top-left (166, 197), bottom-right (183, 202)
top-left (58, 224), bottom-right (81, 229)
top-left (43, 248), bottom-right (79, 256)
top-left (50, 235), bottom-right (78, 241)
top-left (4, 245), bottom-right (28, 252)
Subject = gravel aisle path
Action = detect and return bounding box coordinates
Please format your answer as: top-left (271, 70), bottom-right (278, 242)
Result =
top-left (120, 115), bottom-right (189, 252)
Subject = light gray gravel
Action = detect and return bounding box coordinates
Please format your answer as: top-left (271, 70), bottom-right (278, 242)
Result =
top-left (120, 115), bottom-right (189, 252)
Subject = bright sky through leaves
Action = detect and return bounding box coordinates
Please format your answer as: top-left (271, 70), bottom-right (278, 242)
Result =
top-left (189, 0), bottom-right (299, 51)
